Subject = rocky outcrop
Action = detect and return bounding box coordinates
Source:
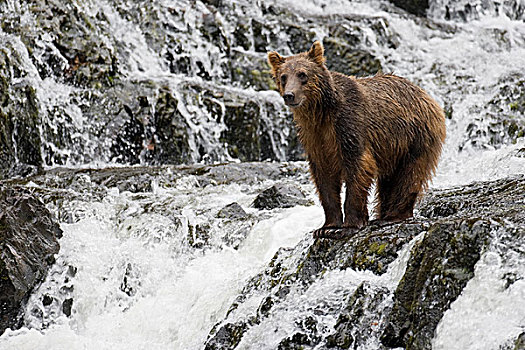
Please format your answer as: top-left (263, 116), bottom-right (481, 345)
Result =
top-left (434, 1), bottom-right (525, 22)
top-left (205, 174), bottom-right (525, 349)
top-left (0, 185), bottom-right (62, 335)
top-left (0, 39), bottom-right (43, 179)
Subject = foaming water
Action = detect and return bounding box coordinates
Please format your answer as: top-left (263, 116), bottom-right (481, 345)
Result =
top-left (433, 225), bottom-right (525, 350)
top-left (1, 179), bottom-right (323, 349)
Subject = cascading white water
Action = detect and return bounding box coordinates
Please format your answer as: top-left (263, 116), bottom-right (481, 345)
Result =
top-left (1, 0), bottom-right (524, 349)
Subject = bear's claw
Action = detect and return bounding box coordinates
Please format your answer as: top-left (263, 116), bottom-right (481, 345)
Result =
top-left (313, 227), bottom-right (359, 239)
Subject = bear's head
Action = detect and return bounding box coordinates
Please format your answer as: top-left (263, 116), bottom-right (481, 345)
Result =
top-left (267, 41), bottom-right (330, 109)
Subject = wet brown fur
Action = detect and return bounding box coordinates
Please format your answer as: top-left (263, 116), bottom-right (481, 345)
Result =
top-left (268, 41), bottom-right (446, 237)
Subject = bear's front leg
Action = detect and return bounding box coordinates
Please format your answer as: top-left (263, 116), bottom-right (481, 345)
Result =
top-left (309, 160), bottom-right (344, 239)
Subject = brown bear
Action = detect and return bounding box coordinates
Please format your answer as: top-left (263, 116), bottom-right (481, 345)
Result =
top-left (268, 41), bottom-right (446, 239)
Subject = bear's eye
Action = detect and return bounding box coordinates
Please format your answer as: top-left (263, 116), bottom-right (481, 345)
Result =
top-left (280, 74), bottom-right (287, 85)
top-left (297, 72), bottom-right (308, 83)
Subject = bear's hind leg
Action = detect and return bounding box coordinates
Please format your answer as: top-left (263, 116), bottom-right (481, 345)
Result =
top-left (376, 154), bottom-right (434, 222)
top-left (342, 149), bottom-right (377, 230)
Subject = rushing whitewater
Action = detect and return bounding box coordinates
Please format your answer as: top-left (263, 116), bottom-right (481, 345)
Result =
top-left (0, 0), bottom-right (524, 349)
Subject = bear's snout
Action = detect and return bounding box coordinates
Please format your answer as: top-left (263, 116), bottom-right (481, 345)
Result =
top-left (283, 92), bottom-right (297, 106)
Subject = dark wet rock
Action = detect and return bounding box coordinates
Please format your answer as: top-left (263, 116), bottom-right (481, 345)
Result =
top-left (0, 185), bottom-right (62, 335)
top-left (381, 175), bottom-right (525, 349)
top-left (41, 295), bottom-right (53, 307)
top-left (0, 39), bottom-right (43, 179)
top-left (148, 88), bottom-right (193, 164)
top-left (187, 222), bottom-right (211, 249)
top-left (326, 283), bottom-right (389, 349)
top-left (418, 174), bottom-right (525, 222)
top-left (252, 183), bottom-right (310, 210)
top-left (205, 220), bottom-right (422, 348)
top-left (324, 22), bottom-right (384, 77)
top-left (191, 162), bottom-right (310, 186)
top-left (217, 202), bottom-right (248, 220)
top-left (499, 331), bottom-right (525, 350)
top-left (230, 51), bottom-right (276, 91)
top-left (326, 46), bottom-right (382, 78)
top-left (204, 321), bottom-right (248, 350)
top-left (515, 147), bottom-right (525, 158)
top-left (437, 1), bottom-right (525, 22)
top-left (2, 0), bottom-right (119, 87)
top-left (221, 100), bottom-right (263, 162)
top-left (7, 161), bottom-right (310, 193)
top-left (219, 95), bottom-right (301, 163)
top-left (381, 220), bottom-right (489, 349)
top-left (62, 298), bottom-right (73, 317)
top-left (222, 223), bottom-right (253, 250)
top-left (205, 175), bottom-right (525, 349)
top-left (389, 0), bottom-right (429, 17)
top-left (278, 331), bottom-right (315, 350)
top-left (513, 333), bottom-right (525, 350)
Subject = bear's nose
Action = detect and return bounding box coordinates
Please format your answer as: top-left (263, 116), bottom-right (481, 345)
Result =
top-left (283, 92), bottom-right (295, 105)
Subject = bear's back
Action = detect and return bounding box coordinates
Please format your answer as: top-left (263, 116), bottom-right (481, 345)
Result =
top-left (330, 71), bottom-right (446, 172)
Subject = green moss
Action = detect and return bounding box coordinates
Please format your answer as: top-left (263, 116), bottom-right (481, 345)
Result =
top-left (354, 253), bottom-right (374, 270)
top-left (369, 241), bottom-right (388, 256)
top-left (250, 69), bottom-right (276, 90)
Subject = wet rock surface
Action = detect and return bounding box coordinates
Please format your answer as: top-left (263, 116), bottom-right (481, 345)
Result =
top-left (462, 75), bottom-right (525, 151)
top-left (252, 183), bottom-right (310, 210)
top-left (217, 202), bottom-right (248, 220)
top-left (0, 185), bottom-right (62, 335)
top-left (204, 174), bottom-right (525, 349)
top-left (389, 0), bottom-right (429, 17)
top-left (0, 39), bottom-right (42, 179)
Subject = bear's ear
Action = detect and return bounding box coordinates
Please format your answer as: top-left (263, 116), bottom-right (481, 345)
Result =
top-left (307, 40), bottom-right (325, 66)
top-left (267, 51), bottom-right (285, 74)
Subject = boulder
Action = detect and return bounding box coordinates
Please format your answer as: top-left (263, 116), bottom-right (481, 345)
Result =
top-left (252, 183), bottom-right (310, 210)
top-left (0, 185), bottom-right (62, 335)
top-left (217, 202), bottom-right (248, 220)
top-left (465, 75), bottom-right (524, 150)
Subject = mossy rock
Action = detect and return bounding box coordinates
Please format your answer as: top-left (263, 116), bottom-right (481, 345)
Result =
top-left (0, 41), bottom-right (43, 179)
top-left (323, 37), bottom-right (382, 77)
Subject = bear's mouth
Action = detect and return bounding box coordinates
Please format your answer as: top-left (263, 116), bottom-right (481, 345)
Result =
top-left (286, 99), bottom-right (303, 108)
